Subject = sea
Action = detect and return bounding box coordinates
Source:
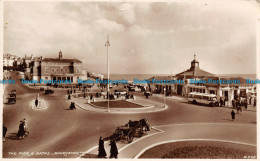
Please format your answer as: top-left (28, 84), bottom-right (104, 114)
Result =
top-left (106, 74), bottom-right (257, 81)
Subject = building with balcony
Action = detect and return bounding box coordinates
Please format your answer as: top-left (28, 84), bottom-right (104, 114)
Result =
top-left (39, 51), bottom-right (87, 84)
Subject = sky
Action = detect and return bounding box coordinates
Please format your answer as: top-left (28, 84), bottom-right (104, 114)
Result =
top-left (3, 1), bottom-right (259, 75)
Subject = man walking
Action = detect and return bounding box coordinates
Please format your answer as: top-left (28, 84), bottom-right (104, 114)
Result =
top-left (231, 110), bottom-right (235, 121)
top-left (35, 98), bottom-right (38, 107)
top-left (244, 100), bottom-right (248, 110)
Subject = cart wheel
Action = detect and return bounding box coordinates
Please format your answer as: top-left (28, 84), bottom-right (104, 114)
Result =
top-left (127, 132), bottom-right (134, 143)
top-left (138, 129), bottom-right (143, 137)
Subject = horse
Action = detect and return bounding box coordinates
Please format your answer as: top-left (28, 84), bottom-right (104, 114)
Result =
top-left (139, 118), bottom-right (150, 132)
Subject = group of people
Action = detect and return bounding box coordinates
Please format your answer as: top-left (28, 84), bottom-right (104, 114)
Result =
top-left (69, 102), bottom-right (76, 110)
top-left (98, 137), bottom-right (118, 159)
top-left (232, 99), bottom-right (248, 114)
top-left (67, 89), bottom-right (76, 95)
top-left (17, 118), bottom-right (29, 139)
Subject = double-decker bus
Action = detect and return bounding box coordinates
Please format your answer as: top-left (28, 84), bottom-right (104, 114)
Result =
top-left (188, 92), bottom-right (219, 107)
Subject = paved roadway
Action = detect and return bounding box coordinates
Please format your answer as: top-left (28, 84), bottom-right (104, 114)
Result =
top-left (3, 71), bottom-right (257, 158)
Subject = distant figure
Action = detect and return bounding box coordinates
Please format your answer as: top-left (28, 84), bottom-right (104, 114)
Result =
top-left (254, 99), bottom-right (256, 107)
top-left (146, 93), bottom-right (148, 99)
top-left (74, 89), bottom-right (76, 93)
top-left (3, 125), bottom-right (7, 142)
top-left (68, 94), bottom-right (71, 100)
top-left (109, 139), bottom-right (118, 159)
top-left (35, 98), bottom-right (38, 107)
top-left (90, 95), bottom-right (93, 100)
top-left (67, 90), bottom-right (70, 94)
top-left (231, 110), bottom-right (235, 121)
top-left (98, 136), bottom-right (107, 158)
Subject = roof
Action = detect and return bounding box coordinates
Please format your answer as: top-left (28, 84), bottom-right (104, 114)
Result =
top-left (146, 75), bottom-right (173, 81)
top-left (188, 92), bottom-right (217, 97)
top-left (42, 58), bottom-right (82, 63)
top-left (176, 67), bottom-right (214, 78)
top-left (198, 76), bottom-right (249, 87)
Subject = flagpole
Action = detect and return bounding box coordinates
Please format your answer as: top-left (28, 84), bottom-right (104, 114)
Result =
top-left (105, 35), bottom-right (110, 112)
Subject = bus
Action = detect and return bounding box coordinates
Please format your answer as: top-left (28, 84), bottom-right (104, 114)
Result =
top-left (188, 92), bottom-right (219, 107)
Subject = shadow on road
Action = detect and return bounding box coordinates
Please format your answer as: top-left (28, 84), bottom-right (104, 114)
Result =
top-left (222, 119), bottom-right (234, 122)
top-left (81, 154), bottom-right (98, 158)
top-left (6, 133), bottom-right (20, 140)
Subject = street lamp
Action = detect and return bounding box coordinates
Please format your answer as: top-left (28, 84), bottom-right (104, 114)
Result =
top-left (164, 87), bottom-right (166, 107)
top-left (105, 35), bottom-right (110, 112)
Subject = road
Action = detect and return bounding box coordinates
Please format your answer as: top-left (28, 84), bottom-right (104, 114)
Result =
top-left (3, 71), bottom-right (257, 158)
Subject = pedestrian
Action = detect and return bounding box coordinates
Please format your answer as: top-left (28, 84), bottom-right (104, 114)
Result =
top-left (72, 102), bottom-right (76, 110)
top-left (70, 102), bottom-right (73, 110)
top-left (98, 136), bottom-right (107, 158)
top-left (3, 125), bottom-right (7, 142)
top-left (67, 90), bottom-right (70, 94)
top-left (220, 98), bottom-right (223, 107)
top-left (17, 120), bottom-right (25, 139)
top-left (231, 110), bottom-right (235, 121)
top-left (109, 139), bottom-right (118, 159)
top-left (23, 118), bottom-right (29, 135)
top-left (244, 100), bottom-right (248, 110)
top-left (35, 98), bottom-right (38, 107)
top-left (74, 89), bottom-right (76, 93)
top-left (146, 93), bottom-right (148, 99)
top-left (68, 94), bottom-right (71, 100)
top-left (254, 99), bottom-right (256, 107)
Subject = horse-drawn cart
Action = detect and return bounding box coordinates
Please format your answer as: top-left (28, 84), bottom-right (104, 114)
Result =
top-left (112, 118), bottom-right (150, 143)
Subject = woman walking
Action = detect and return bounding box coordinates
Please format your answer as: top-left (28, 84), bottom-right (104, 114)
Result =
top-left (98, 137), bottom-right (107, 158)
top-left (109, 139), bottom-right (118, 159)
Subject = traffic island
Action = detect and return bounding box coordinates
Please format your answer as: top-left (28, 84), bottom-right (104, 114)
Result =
top-left (31, 99), bottom-right (48, 110)
top-left (70, 97), bottom-right (167, 113)
top-left (91, 100), bottom-right (144, 108)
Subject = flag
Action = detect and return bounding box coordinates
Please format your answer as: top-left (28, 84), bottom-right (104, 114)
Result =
top-left (105, 35), bottom-right (110, 47)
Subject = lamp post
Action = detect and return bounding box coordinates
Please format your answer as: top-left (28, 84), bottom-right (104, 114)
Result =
top-left (105, 35), bottom-right (110, 112)
top-left (164, 87), bottom-right (166, 107)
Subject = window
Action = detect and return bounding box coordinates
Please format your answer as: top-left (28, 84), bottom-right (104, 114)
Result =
top-left (76, 69), bottom-right (79, 73)
top-left (61, 69), bottom-right (63, 72)
top-left (52, 68), bottom-right (54, 73)
top-left (45, 68), bottom-right (48, 73)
